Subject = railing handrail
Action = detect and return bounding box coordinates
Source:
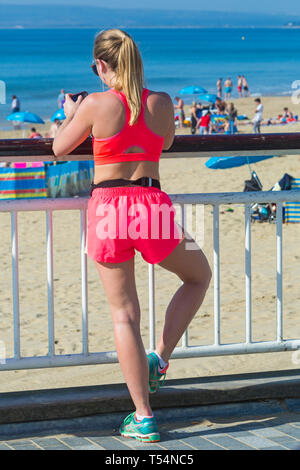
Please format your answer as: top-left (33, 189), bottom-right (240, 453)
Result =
top-left (0, 190), bottom-right (300, 213)
top-left (1, 133), bottom-right (300, 162)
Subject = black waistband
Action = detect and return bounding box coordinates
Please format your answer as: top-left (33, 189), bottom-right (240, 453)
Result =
top-left (90, 177), bottom-right (161, 195)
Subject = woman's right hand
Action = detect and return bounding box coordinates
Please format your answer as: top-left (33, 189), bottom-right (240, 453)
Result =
top-left (63, 94), bottom-right (84, 120)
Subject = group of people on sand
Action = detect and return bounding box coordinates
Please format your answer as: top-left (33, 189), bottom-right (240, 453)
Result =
top-left (217, 75), bottom-right (249, 100)
top-left (189, 99), bottom-right (239, 135)
top-left (187, 96), bottom-right (297, 135)
top-left (28, 119), bottom-right (62, 139)
top-left (267, 107), bottom-right (297, 126)
top-left (253, 100), bottom-right (297, 133)
top-left (15, 119), bottom-right (62, 139)
top-left (8, 89), bottom-right (64, 137)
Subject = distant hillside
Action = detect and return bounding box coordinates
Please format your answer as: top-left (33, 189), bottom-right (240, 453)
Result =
top-left (0, 4), bottom-right (297, 28)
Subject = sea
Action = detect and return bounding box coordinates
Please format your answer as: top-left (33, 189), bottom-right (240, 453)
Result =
top-left (1, 27), bottom-right (300, 128)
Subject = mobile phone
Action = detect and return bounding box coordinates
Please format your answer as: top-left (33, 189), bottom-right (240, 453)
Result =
top-left (70, 91), bottom-right (88, 102)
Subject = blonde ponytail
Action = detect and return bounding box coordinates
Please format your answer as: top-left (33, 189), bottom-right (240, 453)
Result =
top-left (93, 29), bottom-right (144, 125)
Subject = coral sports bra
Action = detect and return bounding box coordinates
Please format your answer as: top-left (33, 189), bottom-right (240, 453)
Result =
top-left (93, 88), bottom-right (164, 166)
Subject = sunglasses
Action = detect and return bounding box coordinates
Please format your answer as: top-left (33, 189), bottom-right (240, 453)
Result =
top-left (91, 60), bottom-right (99, 76)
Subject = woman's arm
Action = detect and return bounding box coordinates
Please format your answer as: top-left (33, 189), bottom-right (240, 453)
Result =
top-left (52, 94), bottom-right (94, 157)
top-left (162, 95), bottom-right (176, 150)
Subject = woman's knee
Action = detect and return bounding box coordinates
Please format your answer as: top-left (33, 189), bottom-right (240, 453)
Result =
top-left (111, 306), bottom-right (141, 327)
top-left (183, 256), bottom-right (212, 290)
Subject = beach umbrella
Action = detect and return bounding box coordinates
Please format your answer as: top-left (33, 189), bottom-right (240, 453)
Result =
top-left (205, 155), bottom-right (276, 174)
top-left (51, 109), bottom-right (66, 122)
top-left (178, 85), bottom-right (207, 95)
top-left (6, 111), bottom-right (45, 138)
top-left (6, 111), bottom-right (45, 124)
top-left (198, 94), bottom-right (218, 104)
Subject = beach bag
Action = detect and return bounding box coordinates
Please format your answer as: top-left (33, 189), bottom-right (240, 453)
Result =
top-left (244, 171), bottom-right (263, 192)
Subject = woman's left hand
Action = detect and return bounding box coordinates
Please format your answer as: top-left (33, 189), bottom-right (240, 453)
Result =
top-left (63, 94), bottom-right (83, 120)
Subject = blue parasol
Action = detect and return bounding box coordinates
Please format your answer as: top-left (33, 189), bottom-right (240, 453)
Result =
top-left (198, 94), bottom-right (218, 104)
top-left (178, 85), bottom-right (207, 95)
top-left (51, 109), bottom-right (66, 122)
top-left (205, 155), bottom-right (276, 172)
top-left (6, 111), bottom-right (45, 124)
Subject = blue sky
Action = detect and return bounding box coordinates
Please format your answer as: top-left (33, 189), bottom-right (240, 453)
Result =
top-left (1, 0), bottom-right (300, 15)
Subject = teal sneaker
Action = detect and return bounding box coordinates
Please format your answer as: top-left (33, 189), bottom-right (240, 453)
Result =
top-left (119, 412), bottom-right (160, 443)
top-left (147, 352), bottom-right (169, 394)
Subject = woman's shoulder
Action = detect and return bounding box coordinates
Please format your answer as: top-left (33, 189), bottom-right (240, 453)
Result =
top-left (84, 91), bottom-right (116, 103)
top-left (82, 91), bottom-right (125, 114)
top-left (146, 90), bottom-right (173, 109)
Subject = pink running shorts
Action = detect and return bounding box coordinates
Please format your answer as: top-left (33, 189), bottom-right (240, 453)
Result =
top-left (87, 186), bottom-right (184, 264)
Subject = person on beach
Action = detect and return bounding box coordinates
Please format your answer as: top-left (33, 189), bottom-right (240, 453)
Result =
top-left (226, 103), bottom-right (238, 134)
top-left (11, 95), bottom-right (20, 113)
top-left (52, 29), bottom-right (211, 444)
top-left (57, 89), bottom-right (66, 109)
top-left (242, 76), bottom-right (250, 97)
top-left (215, 97), bottom-right (226, 114)
top-left (253, 98), bottom-right (263, 134)
top-left (29, 127), bottom-right (42, 138)
top-left (224, 77), bottom-right (233, 100)
top-left (237, 76), bottom-right (243, 98)
top-left (190, 101), bottom-right (198, 134)
top-left (197, 110), bottom-right (211, 135)
top-left (282, 107), bottom-right (294, 121)
top-left (48, 119), bottom-right (62, 138)
top-left (11, 95), bottom-right (21, 130)
top-left (174, 96), bottom-right (185, 128)
top-left (217, 78), bottom-right (222, 98)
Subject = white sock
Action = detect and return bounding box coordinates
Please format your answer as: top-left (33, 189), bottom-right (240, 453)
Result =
top-left (135, 413), bottom-right (154, 421)
top-left (154, 351), bottom-right (168, 370)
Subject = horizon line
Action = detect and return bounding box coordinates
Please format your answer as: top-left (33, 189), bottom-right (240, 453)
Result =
top-left (0, 25), bottom-right (298, 29)
top-left (1, 4), bottom-right (300, 18)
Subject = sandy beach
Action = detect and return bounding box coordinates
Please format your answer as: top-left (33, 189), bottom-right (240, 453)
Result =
top-left (1, 95), bottom-right (300, 393)
top-left (2, 94), bottom-right (300, 140)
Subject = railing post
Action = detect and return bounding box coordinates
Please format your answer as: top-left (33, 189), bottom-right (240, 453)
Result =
top-left (276, 202), bottom-right (283, 342)
top-left (11, 211), bottom-right (20, 360)
top-left (46, 210), bottom-right (55, 357)
top-left (181, 203), bottom-right (189, 348)
top-left (245, 203), bottom-right (252, 344)
top-left (80, 209), bottom-right (89, 355)
top-left (213, 204), bottom-right (221, 346)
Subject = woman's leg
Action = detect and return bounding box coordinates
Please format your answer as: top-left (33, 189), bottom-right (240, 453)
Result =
top-left (94, 257), bottom-right (152, 417)
top-left (156, 237), bottom-right (212, 362)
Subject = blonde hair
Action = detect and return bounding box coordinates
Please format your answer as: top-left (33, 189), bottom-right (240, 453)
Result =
top-left (93, 29), bottom-right (144, 126)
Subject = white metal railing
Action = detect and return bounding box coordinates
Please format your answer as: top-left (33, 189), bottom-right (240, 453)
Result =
top-left (1, 189), bottom-right (300, 371)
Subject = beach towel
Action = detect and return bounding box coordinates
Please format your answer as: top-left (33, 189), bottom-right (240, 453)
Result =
top-left (0, 165), bottom-right (47, 200)
top-left (284, 177), bottom-right (300, 223)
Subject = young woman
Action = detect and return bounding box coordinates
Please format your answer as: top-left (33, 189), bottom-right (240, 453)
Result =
top-left (226, 103), bottom-right (238, 134)
top-left (53, 29), bottom-right (211, 443)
